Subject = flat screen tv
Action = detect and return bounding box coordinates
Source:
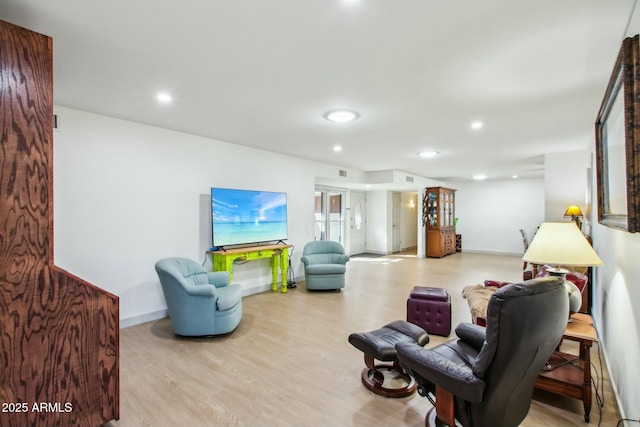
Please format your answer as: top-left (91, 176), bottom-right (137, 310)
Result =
top-left (211, 187), bottom-right (288, 248)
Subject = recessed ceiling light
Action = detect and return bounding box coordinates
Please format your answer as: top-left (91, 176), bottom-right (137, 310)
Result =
top-left (471, 121), bottom-right (483, 130)
top-left (324, 110), bottom-right (360, 123)
top-left (333, 145), bottom-right (343, 152)
top-left (473, 174), bottom-right (487, 181)
top-left (512, 175), bottom-right (518, 179)
top-left (418, 151), bottom-right (438, 159)
top-left (156, 92), bottom-right (172, 104)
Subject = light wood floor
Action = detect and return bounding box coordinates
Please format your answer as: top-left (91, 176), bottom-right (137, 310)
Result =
top-left (107, 251), bottom-right (620, 427)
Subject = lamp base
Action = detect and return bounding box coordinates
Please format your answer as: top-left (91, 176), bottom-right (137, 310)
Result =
top-left (547, 268), bottom-right (581, 315)
top-left (572, 216), bottom-right (583, 230)
top-left (546, 267), bottom-right (570, 277)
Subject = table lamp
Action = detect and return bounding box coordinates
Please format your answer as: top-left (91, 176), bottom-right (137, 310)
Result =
top-left (522, 222), bottom-right (603, 313)
top-left (564, 205), bottom-right (584, 230)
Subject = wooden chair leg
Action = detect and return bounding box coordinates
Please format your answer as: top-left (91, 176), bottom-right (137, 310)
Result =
top-left (434, 386), bottom-right (455, 427)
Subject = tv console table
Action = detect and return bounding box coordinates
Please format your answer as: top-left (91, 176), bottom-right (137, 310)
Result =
top-left (208, 244), bottom-right (292, 293)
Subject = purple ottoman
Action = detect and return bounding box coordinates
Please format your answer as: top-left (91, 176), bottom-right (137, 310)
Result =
top-left (406, 286), bottom-right (451, 336)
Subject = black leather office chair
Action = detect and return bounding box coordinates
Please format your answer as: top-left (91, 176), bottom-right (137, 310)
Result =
top-left (396, 277), bottom-right (568, 427)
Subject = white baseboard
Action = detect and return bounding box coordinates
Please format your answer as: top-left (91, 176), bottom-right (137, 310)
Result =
top-left (243, 283), bottom-right (272, 296)
top-left (120, 308), bottom-right (168, 329)
top-left (596, 326), bottom-right (630, 426)
top-left (242, 275), bottom-right (305, 295)
top-left (460, 249), bottom-right (523, 257)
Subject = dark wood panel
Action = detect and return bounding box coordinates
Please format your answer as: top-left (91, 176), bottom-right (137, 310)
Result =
top-left (0, 20), bottom-right (119, 426)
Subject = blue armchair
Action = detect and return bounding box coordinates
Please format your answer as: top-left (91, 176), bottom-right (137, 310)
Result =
top-left (155, 257), bottom-right (243, 336)
top-left (301, 241), bottom-right (350, 290)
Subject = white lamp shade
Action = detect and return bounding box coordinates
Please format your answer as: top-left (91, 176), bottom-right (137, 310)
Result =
top-left (522, 222), bottom-right (603, 267)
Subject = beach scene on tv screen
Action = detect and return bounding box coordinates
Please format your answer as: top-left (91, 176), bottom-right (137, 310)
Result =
top-left (212, 189), bottom-right (288, 246)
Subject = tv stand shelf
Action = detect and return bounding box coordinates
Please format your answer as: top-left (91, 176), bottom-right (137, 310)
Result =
top-left (208, 244), bottom-right (292, 293)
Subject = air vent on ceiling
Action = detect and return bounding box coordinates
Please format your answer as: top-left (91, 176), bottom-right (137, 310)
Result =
top-left (406, 176), bottom-right (414, 183)
top-left (339, 169), bottom-right (347, 177)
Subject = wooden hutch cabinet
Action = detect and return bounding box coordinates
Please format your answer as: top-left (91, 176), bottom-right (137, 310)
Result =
top-left (424, 187), bottom-right (457, 257)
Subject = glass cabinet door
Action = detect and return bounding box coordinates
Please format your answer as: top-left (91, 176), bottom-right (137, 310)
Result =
top-left (449, 192), bottom-right (455, 227)
top-left (443, 191), bottom-right (451, 227)
top-left (424, 187), bottom-right (456, 229)
top-left (427, 191), bottom-right (438, 226)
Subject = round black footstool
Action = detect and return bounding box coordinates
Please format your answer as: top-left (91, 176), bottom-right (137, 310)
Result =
top-left (348, 320), bottom-right (429, 398)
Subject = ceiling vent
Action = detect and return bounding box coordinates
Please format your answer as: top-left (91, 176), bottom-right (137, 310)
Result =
top-left (339, 169), bottom-right (347, 177)
top-left (406, 176), bottom-right (414, 183)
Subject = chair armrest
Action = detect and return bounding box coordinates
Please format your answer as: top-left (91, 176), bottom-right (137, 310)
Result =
top-left (185, 284), bottom-right (217, 297)
top-left (301, 253), bottom-right (349, 265)
top-left (483, 280), bottom-right (511, 288)
top-left (207, 271), bottom-right (230, 288)
top-left (396, 341), bottom-right (485, 403)
top-left (336, 254), bottom-right (350, 264)
top-left (455, 323), bottom-right (486, 351)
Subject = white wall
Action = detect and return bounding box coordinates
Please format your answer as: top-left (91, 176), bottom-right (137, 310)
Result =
top-left (53, 106), bottom-right (360, 326)
top-left (453, 178), bottom-right (544, 255)
top-left (591, 223), bottom-right (640, 421)
top-left (587, 10), bottom-right (640, 421)
top-left (544, 150), bottom-right (589, 221)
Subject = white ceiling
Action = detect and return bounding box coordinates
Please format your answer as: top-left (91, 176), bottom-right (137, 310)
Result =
top-left (2, 0), bottom-right (637, 183)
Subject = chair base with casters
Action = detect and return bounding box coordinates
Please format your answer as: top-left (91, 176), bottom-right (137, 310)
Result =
top-left (348, 320), bottom-right (429, 398)
top-left (425, 405), bottom-right (456, 427)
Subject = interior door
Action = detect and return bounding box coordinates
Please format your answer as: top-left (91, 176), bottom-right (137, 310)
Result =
top-left (350, 191), bottom-right (366, 254)
top-left (392, 192), bottom-right (401, 252)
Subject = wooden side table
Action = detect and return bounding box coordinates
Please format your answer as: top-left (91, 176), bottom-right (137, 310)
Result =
top-left (534, 313), bottom-right (597, 422)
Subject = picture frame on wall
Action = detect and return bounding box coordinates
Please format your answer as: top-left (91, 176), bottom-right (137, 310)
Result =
top-left (595, 35), bottom-right (640, 233)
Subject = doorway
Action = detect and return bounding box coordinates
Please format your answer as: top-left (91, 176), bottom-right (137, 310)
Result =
top-left (350, 191), bottom-right (366, 254)
top-left (314, 188), bottom-right (346, 243)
